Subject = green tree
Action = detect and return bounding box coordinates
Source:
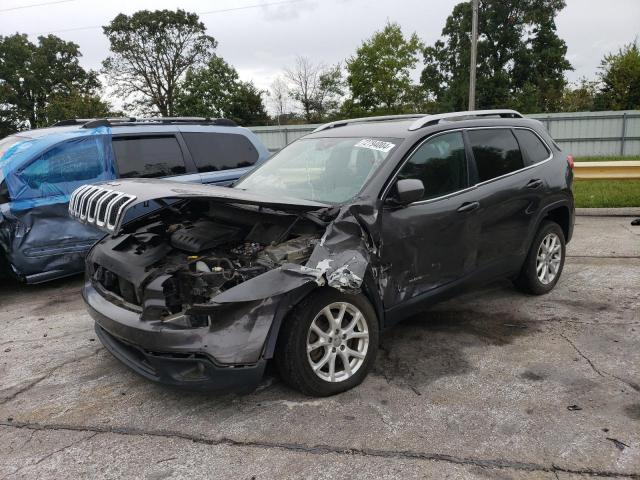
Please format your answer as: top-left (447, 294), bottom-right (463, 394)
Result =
top-left (175, 56), bottom-right (268, 126)
top-left (175, 56), bottom-right (240, 118)
top-left (597, 40), bottom-right (640, 110)
top-left (0, 33), bottom-right (106, 136)
top-left (102, 9), bottom-right (216, 116)
top-left (316, 64), bottom-right (345, 119)
top-left (422, 0), bottom-right (572, 113)
top-left (226, 82), bottom-right (269, 126)
top-left (560, 78), bottom-right (598, 112)
top-left (346, 22), bottom-right (422, 114)
top-left (44, 90), bottom-right (111, 123)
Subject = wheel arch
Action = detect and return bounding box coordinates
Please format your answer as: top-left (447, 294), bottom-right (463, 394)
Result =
top-left (544, 204), bottom-right (572, 242)
top-left (529, 199), bottom-right (574, 249)
top-left (263, 273), bottom-right (384, 361)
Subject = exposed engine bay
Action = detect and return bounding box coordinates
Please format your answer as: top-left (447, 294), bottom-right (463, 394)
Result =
top-left (89, 200), bottom-right (323, 316)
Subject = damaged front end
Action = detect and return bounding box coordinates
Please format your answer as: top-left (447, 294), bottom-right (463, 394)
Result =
top-left (72, 179), bottom-right (376, 391)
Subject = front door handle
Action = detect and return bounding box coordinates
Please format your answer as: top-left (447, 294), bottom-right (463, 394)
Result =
top-left (457, 201), bottom-right (480, 213)
top-left (525, 178), bottom-right (543, 189)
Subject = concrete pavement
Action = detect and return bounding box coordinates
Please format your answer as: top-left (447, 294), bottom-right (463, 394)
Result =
top-left (0, 215), bottom-right (638, 479)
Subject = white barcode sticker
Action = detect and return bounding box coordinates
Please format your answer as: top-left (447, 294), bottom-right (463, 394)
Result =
top-left (354, 138), bottom-right (396, 153)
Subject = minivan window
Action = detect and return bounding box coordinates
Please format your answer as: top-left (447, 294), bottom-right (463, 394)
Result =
top-left (397, 131), bottom-right (467, 201)
top-left (467, 129), bottom-right (524, 182)
top-left (19, 139), bottom-right (104, 192)
top-left (113, 136), bottom-right (186, 178)
top-left (514, 129), bottom-right (550, 165)
top-left (182, 132), bottom-right (259, 172)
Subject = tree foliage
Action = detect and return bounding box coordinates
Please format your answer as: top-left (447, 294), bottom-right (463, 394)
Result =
top-left (225, 82), bottom-right (269, 126)
top-left (346, 22), bottom-right (422, 114)
top-left (422, 0), bottom-right (572, 113)
top-left (597, 40), bottom-right (640, 110)
top-left (102, 9), bottom-right (216, 116)
top-left (268, 76), bottom-right (292, 125)
top-left (285, 56), bottom-right (344, 122)
top-left (175, 56), bottom-right (268, 126)
top-left (560, 78), bottom-right (599, 112)
top-left (0, 34), bottom-right (106, 136)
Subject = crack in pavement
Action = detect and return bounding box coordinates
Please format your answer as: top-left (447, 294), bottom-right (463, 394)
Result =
top-left (603, 372), bottom-right (640, 394)
top-left (558, 333), bottom-right (640, 394)
top-left (1, 431), bottom-right (98, 480)
top-left (567, 255), bottom-right (640, 259)
top-left (1, 421), bottom-right (637, 479)
top-left (0, 348), bottom-right (103, 405)
top-left (559, 332), bottom-right (605, 377)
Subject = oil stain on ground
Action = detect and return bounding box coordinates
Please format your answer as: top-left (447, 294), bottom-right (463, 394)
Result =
top-left (624, 403), bottom-right (640, 420)
top-left (372, 309), bottom-right (535, 393)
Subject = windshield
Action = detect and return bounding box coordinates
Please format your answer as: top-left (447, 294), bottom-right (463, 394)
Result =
top-left (235, 137), bottom-right (399, 204)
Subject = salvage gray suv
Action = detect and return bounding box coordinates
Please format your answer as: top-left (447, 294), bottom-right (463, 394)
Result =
top-left (70, 110), bottom-right (575, 396)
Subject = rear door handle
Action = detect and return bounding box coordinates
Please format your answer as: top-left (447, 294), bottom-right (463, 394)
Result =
top-left (457, 201), bottom-right (480, 213)
top-left (525, 179), bottom-right (543, 189)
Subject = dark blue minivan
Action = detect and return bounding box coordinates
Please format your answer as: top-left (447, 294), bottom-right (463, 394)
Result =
top-left (0, 117), bottom-right (270, 283)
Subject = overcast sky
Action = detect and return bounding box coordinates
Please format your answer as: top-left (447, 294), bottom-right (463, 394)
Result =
top-left (1, 0), bottom-right (639, 101)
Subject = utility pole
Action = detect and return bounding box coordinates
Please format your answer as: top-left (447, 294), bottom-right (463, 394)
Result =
top-left (468, 0), bottom-right (478, 110)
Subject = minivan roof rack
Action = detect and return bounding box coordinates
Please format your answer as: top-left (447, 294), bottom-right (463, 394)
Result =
top-left (313, 114), bottom-right (429, 133)
top-left (53, 118), bottom-right (135, 127)
top-left (53, 117), bottom-right (238, 129)
top-left (407, 109), bottom-right (523, 131)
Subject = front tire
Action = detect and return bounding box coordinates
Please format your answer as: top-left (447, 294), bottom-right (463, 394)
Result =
top-left (275, 288), bottom-right (379, 396)
top-left (515, 220), bottom-right (566, 295)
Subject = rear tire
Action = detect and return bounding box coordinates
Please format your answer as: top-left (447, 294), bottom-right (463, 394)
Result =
top-left (514, 220), bottom-right (566, 295)
top-left (275, 288), bottom-right (378, 397)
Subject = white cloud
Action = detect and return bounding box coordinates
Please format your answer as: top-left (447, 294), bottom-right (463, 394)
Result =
top-left (1, 0), bottom-right (638, 100)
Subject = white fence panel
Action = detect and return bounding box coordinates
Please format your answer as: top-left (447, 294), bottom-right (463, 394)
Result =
top-left (250, 111), bottom-right (640, 156)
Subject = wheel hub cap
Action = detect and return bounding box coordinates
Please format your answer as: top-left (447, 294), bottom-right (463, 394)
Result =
top-left (306, 302), bottom-right (369, 383)
top-left (536, 232), bottom-right (562, 285)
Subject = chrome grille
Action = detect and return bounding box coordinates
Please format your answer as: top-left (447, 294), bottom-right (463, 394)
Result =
top-left (69, 185), bottom-right (136, 233)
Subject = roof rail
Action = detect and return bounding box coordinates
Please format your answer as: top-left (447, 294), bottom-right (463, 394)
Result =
top-left (53, 117), bottom-right (134, 127)
top-left (408, 109), bottom-right (523, 131)
top-left (313, 114), bottom-right (429, 133)
top-left (76, 117), bottom-right (238, 129)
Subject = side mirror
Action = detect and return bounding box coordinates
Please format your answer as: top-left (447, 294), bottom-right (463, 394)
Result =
top-left (389, 178), bottom-right (424, 206)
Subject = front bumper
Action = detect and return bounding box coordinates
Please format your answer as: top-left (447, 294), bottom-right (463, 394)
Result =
top-left (83, 282), bottom-right (267, 392)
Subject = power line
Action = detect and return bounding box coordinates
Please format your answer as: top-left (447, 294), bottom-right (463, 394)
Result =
top-left (199, 0), bottom-right (305, 16)
top-left (0, 0), bottom-right (78, 13)
top-left (27, 0), bottom-right (308, 36)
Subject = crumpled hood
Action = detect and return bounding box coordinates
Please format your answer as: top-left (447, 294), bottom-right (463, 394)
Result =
top-left (69, 178), bottom-right (330, 234)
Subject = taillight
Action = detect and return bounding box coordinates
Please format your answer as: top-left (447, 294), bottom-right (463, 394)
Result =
top-left (567, 154), bottom-right (574, 169)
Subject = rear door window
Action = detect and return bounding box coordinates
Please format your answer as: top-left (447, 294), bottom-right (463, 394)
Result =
top-left (513, 129), bottom-right (550, 166)
top-left (182, 132), bottom-right (258, 172)
top-left (397, 131), bottom-right (468, 201)
top-left (113, 136), bottom-right (186, 178)
top-left (467, 129), bottom-right (524, 182)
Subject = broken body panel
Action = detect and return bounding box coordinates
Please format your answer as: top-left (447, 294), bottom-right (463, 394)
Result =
top-left (74, 179), bottom-right (377, 391)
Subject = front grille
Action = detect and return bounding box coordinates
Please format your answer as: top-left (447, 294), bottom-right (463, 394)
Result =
top-left (69, 185), bottom-right (136, 233)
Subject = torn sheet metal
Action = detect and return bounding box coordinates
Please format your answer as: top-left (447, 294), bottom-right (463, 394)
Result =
top-left (0, 127), bottom-right (115, 282)
top-left (306, 203), bottom-right (380, 294)
top-left (0, 202), bottom-right (104, 283)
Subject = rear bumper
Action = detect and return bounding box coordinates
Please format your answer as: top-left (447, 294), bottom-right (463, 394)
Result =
top-left (83, 282), bottom-right (267, 393)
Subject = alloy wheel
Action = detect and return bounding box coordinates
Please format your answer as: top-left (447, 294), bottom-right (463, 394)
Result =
top-left (306, 302), bottom-right (369, 383)
top-left (536, 232), bottom-right (562, 284)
